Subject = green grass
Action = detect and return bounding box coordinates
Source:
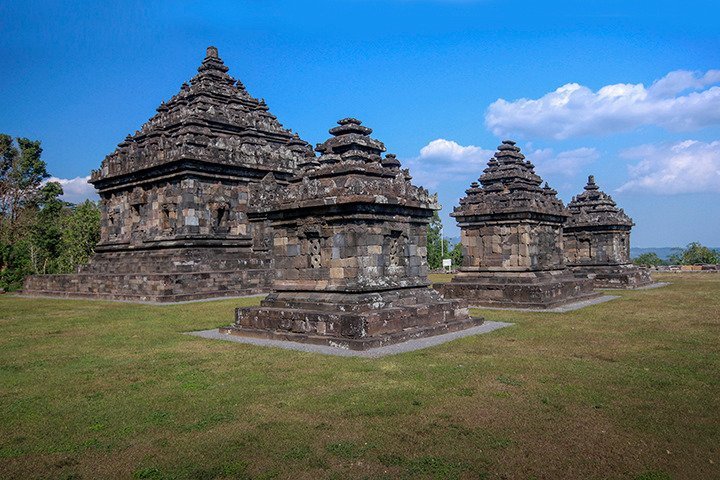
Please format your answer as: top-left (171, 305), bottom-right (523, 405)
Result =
top-left (0, 273), bottom-right (718, 479)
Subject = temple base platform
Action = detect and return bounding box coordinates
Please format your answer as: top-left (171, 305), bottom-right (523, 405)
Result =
top-left (21, 246), bottom-right (272, 302)
top-left (436, 269), bottom-right (600, 309)
top-left (220, 287), bottom-right (482, 350)
top-left (570, 264), bottom-right (654, 289)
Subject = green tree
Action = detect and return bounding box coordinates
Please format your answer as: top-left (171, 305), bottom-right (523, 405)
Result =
top-left (0, 136), bottom-right (49, 241)
top-left (58, 200), bottom-right (101, 273)
top-left (29, 181), bottom-right (67, 274)
top-left (449, 242), bottom-right (463, 268)
top-left (427, 211), bottom-right (451, 270)
top-left (633, 252), bottom-right (666, 267)
top-left (0, 135), bottom-right (101, 290)
top-left (668, 242), bottom-right (720, 265)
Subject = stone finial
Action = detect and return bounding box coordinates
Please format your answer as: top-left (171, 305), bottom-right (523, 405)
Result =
top-left (206, 46), bottom-right (219, 58)
top-left (585, 175), bottom-right (599, 191)
top-left (338, 117), bottom-right (362, 126)
top-left (502, 139), bottom-right (516, 146)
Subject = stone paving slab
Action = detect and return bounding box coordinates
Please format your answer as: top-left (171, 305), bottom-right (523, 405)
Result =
top-left (469, 294), bottom-right (619, 313)
top-left (185, 321), bottom-right (513, 358)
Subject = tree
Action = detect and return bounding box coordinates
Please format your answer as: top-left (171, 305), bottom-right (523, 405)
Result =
top-left (0, 135), bottom-right (102, 290)
top-left (0, 136), bottom-right (50, 242)
top-left (58, 200), bottom-right (101, 273)
top-left (668, 242), bottom-right (720, 265)
top-left (449, 242), bottom-right (463, 268)
top-left (29, 181), bottom-right (67, 274)
top-left (633, 252), bottom-right (665, 267)
top-left (427, 211), bottom-right (451, 270)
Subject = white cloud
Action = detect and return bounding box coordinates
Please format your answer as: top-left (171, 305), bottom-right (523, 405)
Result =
top-left (617, 140), bottom-right (720, 194)
top-left (404, 139), bottom-right (597, 190)
top-left (485, 69), bottom-right (720, 139)
top-left (529, 147), bottom-right (599, 177)
top-left (48, 176), bottom-right (99, 204)
top-left (404, 139), bottom-right (495, 189)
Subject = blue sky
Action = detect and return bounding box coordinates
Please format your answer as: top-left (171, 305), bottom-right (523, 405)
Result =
top-left (2, 0), bottom-right (719, 247)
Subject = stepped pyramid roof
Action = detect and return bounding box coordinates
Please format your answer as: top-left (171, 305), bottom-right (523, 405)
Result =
top-left (566, 176), bottom-right (633, 229)
top-left (453, 140), bottom-right (566, 218)
top-left (91, 46), bottom-right (313, 187)
top-left (250, 118), bottom-right (437, 214)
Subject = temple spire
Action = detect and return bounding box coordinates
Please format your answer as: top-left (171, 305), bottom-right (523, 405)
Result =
top-left (585, 175), bottom-right (599, 191)
top-left (314, 118), bottom-right (386, 163)
top-left (195, 45), bottom-right (230, 79)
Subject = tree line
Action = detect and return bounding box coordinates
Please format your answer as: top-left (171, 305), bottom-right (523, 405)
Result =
top-left (633, 243), bottom-right (720, 267)
top-left (0, 135), bottom-right (100, 291)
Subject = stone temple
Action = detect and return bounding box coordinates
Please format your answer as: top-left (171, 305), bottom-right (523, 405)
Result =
top-left (437, 141), bottom-right (598, 309)
top-left (23, 47), bottom-right (315, 301)
top-left (564, 175), bottom-right (653, 288)
top-left (220, 118), bottom-right (480, 349)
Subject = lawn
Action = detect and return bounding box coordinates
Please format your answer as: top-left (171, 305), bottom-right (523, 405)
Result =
top-left (0, 274), bottom-right (718, 479)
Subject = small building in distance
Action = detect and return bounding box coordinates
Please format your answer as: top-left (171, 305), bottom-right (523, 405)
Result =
top-left (564, 175), bottom-right (653, 289)
top-left (23, 47), bottom-right (314, 301)
top-left (437, 140), bottom-right (598, 309)
top-left (221, 118), bottom-right (480, 349)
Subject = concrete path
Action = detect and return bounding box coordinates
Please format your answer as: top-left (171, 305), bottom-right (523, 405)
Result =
top-left (185, 321), bottom-right (513, 358)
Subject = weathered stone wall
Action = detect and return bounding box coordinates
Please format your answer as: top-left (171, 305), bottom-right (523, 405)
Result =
top-left (270, 217), bottom-right (429, 292)
top-left (100, 177), bottom-right (252, 246)
top-left (564, 229), bottom-right (630, 266)
top-left (22, 246), bottom-right (272, 301)
top-left (460, 222), bottom-right (564, 270)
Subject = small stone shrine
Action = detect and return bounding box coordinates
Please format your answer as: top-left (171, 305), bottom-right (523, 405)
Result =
top-left (564, 176), bottom-right (653, 288)
top-left (23, 47), bottom-right (314, 301)
top-left (220, 118), bottom-right (480, 349)
top-left (437, 140), bottom-right (598, 308)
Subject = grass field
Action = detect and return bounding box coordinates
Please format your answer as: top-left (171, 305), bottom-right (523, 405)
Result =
top-left (1, 273), bottom-right (718, 479)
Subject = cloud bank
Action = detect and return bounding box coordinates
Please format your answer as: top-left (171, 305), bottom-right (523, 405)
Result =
top-left (48, 176), bottom-right (99, 204)
top-left (404, 139), bottom-right (597, 190)
top-left (617, 140), bottom-right (720, 194)
top-left (485, 69), bottom-right (720, 139)
top-left (404, 139), bottom-right (495, 189)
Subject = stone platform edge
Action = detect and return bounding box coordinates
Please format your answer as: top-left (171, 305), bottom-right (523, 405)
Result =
top-left (10, 292), bottom-right (268, 305)
top-left (467, 294), bottom-right (619, 313)
top-left (186, 320), bottom-right (512, 358)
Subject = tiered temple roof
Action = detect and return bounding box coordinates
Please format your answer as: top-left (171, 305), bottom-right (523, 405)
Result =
top-left (90, 46), bottom-right (313, 187)
top-left (566, 176), bottom-right (634, 230)
top-left (250, 118), bottom-right (436, 213)
top-left (453, 140), bottom-right (565, 218)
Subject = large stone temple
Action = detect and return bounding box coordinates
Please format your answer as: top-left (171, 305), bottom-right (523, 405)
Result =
top-left (220, 118), bottom-right (480, 349)
top-left (564, 175), bottom-right (653, 288)
top-left (437, 141), bottom-right (598, 309)
top-left (23, 47), bottom-right (315, 301)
